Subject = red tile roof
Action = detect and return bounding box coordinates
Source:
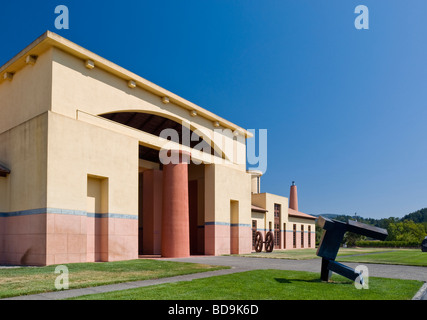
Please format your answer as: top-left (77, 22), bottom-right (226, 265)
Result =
top-left (251, 204), bottom-right (268, 213)
top-left (288, 208), bottom-right (317, 220)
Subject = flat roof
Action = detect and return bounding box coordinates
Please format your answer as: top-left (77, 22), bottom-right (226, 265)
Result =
top-left (0, 31), bottom-right (252, 138)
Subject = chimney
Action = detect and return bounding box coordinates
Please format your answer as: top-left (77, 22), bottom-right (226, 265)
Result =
top-left (289, 181), bottom-right (298, 211)
top-left (248, 170), bottom-right (262, 194)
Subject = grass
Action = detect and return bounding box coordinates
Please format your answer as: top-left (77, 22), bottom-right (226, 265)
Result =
top-left (240, 248), bottom-right (427, 266)
top-left (70, 269), bottom-right (423, 300)
top-left (338, 249), bottom-right (427, 266)
top-left (0, 259), bottom-right (227, 299)
top-left (2, 248), bottom-right (425, 300)
top-left (240, 248), bottom-right (390, 260)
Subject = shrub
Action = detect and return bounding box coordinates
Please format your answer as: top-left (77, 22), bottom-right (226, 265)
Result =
top-left (355, 240), bottom-right (420, 248)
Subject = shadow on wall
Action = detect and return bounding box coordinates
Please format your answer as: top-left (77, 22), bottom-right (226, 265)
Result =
top-left (20, 247), bottom-right (32, 265)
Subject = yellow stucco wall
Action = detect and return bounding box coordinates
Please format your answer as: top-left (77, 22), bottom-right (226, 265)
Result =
top-left (46, 111), bottom-right (139, 216)
top-left (50, 47), bottom-right (246, 169)
top-left (0, 49), bottom-right (52, 135)
top-left (204, 163), bottom-right (252, 255)
top-left (0, 47), bottom-right (53, 213)
top-left (205, 164), bottom-right (251, 224)
top-left (251, 193), bottom-right (289, 231)
top-left (0, 113), bottom-right (48, 212)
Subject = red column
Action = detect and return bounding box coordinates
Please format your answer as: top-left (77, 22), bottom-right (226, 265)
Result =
top-left (160, 150), bottom-right (190, 258)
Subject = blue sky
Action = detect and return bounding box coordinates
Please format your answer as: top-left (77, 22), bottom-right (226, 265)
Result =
top-left (1, 1), bottom-right (426, 219)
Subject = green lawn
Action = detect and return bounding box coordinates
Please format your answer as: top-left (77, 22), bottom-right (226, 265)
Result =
top-left (240, 248), bottom-right (427, 266)
top-left (2, 249), bottom-right (425, 300)
top-left (70, 269), bottom-right (423, 300)
top-left (0, 259), bottom-right (227, 299)
top-left (338, 249), bottom-right (427, 266)
top-left (240, 248), bottom-right (391, 260)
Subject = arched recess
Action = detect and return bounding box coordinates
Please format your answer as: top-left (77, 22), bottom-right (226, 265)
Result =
top-left (99, 111), bottom-right (226, 162)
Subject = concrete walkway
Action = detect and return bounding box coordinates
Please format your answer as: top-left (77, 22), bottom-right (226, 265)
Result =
top-left (165, 256), bottom-right (427, 282)
top-left (1, 266), bottom-right (246, 300)
top-left (2, 256), bottom-right (426, 300)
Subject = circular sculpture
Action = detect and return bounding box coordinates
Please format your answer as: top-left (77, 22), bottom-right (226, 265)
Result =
top-left (254, 231), bottom-right (263, 253)
top-left (265, 231), bottom-right (274, 253)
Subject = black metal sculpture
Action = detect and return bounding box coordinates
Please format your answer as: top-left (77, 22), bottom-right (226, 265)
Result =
top-left (422, 237), bottom-right (427, 252)
top-left (316, 216), bottom-right (388, 284)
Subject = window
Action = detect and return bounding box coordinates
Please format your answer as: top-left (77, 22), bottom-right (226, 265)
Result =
top-left (301, 225), bottom-right (304, 248)
top-left (252, 220), bottom-right (257, 249)
top-left (274, 204), bottom-right (280, 218)
top-left (308, 226), bottom-right (311, 247)
top-left (274, 223), bottom-right (280, 247)
top-left (293, 224), bottom-right (296, 248)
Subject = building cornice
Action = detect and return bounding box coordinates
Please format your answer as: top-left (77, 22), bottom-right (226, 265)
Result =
top-left (0, 31), bottom-right (252, 138)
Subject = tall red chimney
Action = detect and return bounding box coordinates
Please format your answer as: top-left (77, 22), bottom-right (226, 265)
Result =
top-left (289, 181), bottom-right (298, 211)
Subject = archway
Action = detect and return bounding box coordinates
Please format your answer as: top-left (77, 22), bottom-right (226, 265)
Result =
top-left (99, 111), bottom-right (208, 257)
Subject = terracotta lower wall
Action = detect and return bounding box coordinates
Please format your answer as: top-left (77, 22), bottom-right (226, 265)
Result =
top-left (47, 214), bottom-right (138, 264)
top-left (0, 213), bottom-right (47, 266)
top-left (285, 230), bottom-right (294, 249)
top-left (295, 231), bottom-right (302, 249)
top-left (309, 231), bottom-right (316, 248)
top-left (205, 223), bottom-right (252, 255)
top-left (236, 225), bottom-right (252, 254)
top-left (106, 216), bottom-right (138, 261)
top-left (304, 231), bottom-right (309, 249)
top-left (86, 215), bottom-right (107, 263)
top-left (46, 214), bottom-right (84, 265)
top-left (0, 211), bottom-right (138, 266)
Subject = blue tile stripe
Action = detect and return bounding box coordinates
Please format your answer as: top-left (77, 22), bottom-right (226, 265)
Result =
top-left (205, 221), bottom-right (251, 228)
top-left (254, 229), bottom-right (316, 232)
top-left (0, 208), bottom-right (137, 220)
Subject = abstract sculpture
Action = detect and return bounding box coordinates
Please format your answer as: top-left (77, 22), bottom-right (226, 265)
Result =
top-left (316, 216), bottom-right (388, 284)
top-left (422, 237), bottom-right (427, 253)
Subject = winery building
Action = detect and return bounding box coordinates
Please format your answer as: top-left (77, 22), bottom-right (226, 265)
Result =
top-left (0, 31), bottom-right (316, 266)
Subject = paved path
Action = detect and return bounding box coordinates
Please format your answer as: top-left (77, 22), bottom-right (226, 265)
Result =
top-left (2, 256), bottom-right (426, 300)
top-left (1, 267), bottom-right (245, 300)
top-left (164, 256), bottom-right (427, 282)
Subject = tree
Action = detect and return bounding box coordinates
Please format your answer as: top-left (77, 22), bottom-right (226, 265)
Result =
top-left (401, 208), bottom-right (427, 223)
top-left (387, 220), bottom-right (427, 242)
top-left (343, 232), bottom-right (366, 247)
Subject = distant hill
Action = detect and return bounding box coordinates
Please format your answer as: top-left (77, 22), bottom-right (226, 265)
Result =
top-left (314, 208), bottom-right (427, 230)
top-left (313, 213), bottom-right (339, 219)
top-left (401, 208), bottom-right (427, 223)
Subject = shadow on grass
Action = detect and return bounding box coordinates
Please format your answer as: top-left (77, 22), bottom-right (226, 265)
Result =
top-left (274, 277), bottom-right (320, 284)
top-left (274, 278), bottom-right (352, 285)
